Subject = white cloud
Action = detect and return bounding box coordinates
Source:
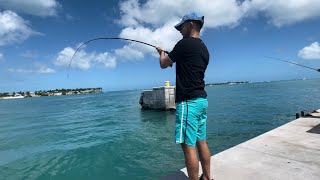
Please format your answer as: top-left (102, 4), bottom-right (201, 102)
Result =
top-left (64, 0), bottom-right (320, 69)
top-left (0, 10), bottom-right (38, 46)
top-left (61, 23), bottom-right (179, 69)
top-left (118, 0), bottom-right (248, 28)
top-left (20, 50), bottom-right (38, 58)
top-left (55, 47), bottom-right (91, 70)
top-left (94, 52), bottom-right (117, 68)
top-left (246, 0), bottom-right (320, 27)
top-left (116, 22), bottom-right (180, 58)
top-left (118, 0), bottom-right (320, 28)
top-left (0, 53), bottom-right (3, 60)
top-left (37, 67), bottom-right (56, 73)
top-left (54, 47), bottom-right (117, 70)
top-left (115, 0), bottom-right (320, 63)
top-left (0, 0), bottom-right (59, 17)
top-left (8, 66), bottom-right (56, 74)
top-left (115, 45), bottom-right (144, 60)
top-left (65, 14), bottom-right (74, 21)
top-left (114, 0), bottom-right (250, 62)
top-left (298, 42), bottom-right (320, 60)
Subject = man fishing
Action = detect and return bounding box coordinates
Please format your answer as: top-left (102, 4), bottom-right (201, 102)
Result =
top-left (156, 12), bottom-right (211, 180)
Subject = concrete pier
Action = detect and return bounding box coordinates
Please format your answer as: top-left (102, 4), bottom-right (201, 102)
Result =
top-left (140, 86), bottom-right (175, 110)
top-left (163, 110), bottom-right (320, 180)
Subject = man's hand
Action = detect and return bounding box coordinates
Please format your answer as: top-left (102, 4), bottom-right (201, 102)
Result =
top-left (156, 47), bottom-right (173, 69)
top-left (156, 47), bottom-right (164, 55)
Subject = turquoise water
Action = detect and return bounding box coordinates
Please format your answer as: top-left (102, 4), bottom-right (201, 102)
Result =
top-left (0, 79), bottom-right (320, 180)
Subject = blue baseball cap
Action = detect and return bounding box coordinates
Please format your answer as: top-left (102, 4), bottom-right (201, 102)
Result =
top-left (174, 12), bottom-right (204, 31)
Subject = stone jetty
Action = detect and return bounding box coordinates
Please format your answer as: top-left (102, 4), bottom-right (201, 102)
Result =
top-left (163, 109), bottom-right (320, 180)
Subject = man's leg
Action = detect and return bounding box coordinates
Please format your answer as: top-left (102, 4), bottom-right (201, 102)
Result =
top-left (196, 140), bottom-right (211, 180)
top-left (196, 98), bottom-right (211, 180)
top-left (181, 143), bottom-right (199, 180)
top-left (176, 101), bottom-right (199, 179)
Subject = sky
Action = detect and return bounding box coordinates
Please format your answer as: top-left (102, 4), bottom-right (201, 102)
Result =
top-left (0, 0), bottom-right (320, 92)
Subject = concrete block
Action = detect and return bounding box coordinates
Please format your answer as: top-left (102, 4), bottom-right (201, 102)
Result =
top-left (140, 86), bottom-right (176, 110)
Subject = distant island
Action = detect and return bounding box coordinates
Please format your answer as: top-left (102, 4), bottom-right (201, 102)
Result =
top-left (206, 81), bottom-right (251, 86)
top-left (0, 88), bottom-right (102, 99)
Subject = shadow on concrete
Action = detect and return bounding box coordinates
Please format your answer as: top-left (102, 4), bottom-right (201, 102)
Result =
top-left (307, 123), bottom-right (320, 134)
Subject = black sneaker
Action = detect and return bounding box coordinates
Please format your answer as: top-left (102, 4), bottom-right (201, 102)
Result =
top-left (199, 174), bottom-right (214, 180)
top-left (199, 174), bottom-right (204, 180)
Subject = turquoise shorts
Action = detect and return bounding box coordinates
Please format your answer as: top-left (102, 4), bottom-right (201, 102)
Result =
top-left (175, 97), bottom-right (208, 146)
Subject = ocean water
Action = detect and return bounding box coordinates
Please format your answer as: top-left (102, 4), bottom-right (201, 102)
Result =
top-left (0, 79), bottom-right (319, 180)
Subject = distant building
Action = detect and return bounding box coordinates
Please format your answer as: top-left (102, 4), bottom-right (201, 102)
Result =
top-left (53, 92), bottom-right (62, 96)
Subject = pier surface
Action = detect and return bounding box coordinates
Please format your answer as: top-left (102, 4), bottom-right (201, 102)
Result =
top-left (163, 110), bottom-right (320, 180)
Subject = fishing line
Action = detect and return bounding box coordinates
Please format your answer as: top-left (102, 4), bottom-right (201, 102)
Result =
top-left (265, 56), bottom-right (320, 72)
top-left (67, 37), bottom-right (170, 78)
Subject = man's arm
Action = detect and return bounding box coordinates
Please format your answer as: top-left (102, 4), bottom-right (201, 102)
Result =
top-left (157, 48), bottom-right (173, 69)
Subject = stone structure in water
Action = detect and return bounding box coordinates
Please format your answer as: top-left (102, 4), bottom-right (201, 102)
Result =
top-left (139, 85), bottom-right (175, 111)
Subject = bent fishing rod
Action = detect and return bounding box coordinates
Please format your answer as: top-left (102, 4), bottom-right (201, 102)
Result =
top-left (67, 37), bottom-right (170, 78)
top-left (265, 56), bottom-right (320, 72)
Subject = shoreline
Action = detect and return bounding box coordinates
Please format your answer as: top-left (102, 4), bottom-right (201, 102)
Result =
top-left (0, 87), bottom-right (102, 99)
